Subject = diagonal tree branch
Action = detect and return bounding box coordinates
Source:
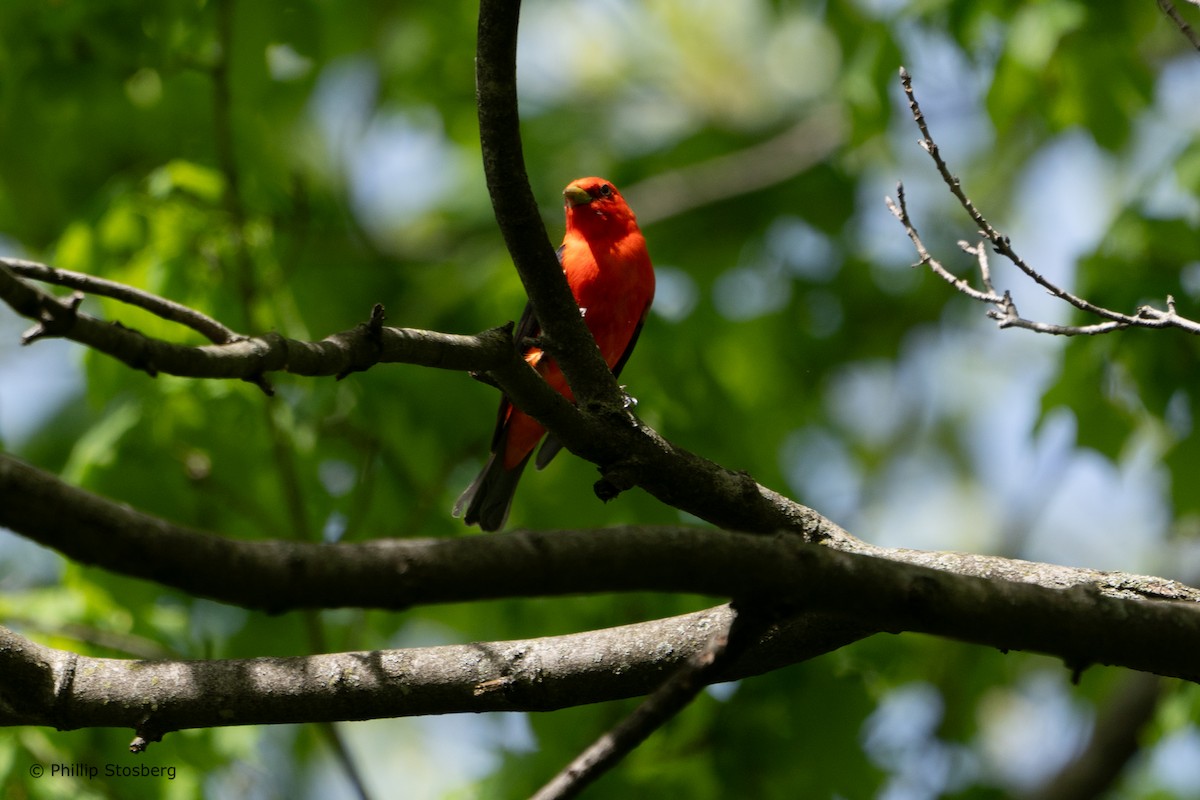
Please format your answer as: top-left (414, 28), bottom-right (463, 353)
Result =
top-left (1028, 671), bottom-right (1164, 800)
top-left (1, 254), bottom-right (828, 535)
top-left (3, 1), bottom-right (822, 536)
top-left (1158, 0), bottom-right (1200, 51)
top-left (208, 1), bottom-right (371, 786)
top-left (531, 603), bottom-right (776, 800)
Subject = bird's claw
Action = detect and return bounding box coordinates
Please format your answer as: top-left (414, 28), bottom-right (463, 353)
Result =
top-left (619, 385), bottom-right (638, 409)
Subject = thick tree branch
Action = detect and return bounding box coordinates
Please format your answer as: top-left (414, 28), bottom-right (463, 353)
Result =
top-left (5, 453), bottom-right (1200, 684)
top-left (475, 0), bottom-right (622, 409)
top-left (0, 607), bottom-right (862, 740)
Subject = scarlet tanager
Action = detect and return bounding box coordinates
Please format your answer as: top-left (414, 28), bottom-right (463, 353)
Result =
top-left (454, 177), bottom-right (655, 531)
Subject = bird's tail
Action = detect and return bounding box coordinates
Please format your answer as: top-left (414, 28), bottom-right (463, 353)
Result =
top-left (453, 450), bottom-right (531, 531)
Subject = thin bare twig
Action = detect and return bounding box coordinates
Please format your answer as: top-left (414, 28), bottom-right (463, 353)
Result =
top-left (531, 618), bottom-right (737, 800)
top-left (532, 603), bottom-right (781, 800)
top-left (898, 67), bottom-right (1128, 323)
top-left (884, 189), bottom-right (1004, 305)
top-left (1, 617), bottom-right (181, 661)
top-left (0, 261), bottom-right (515, 383)
top-left (892, 67), bottom-right (1200, 337)
top-left (1158, 0), bottom-right (1200, 51)
top-left (885, 189), bottom-right (1122, 336)
top-left (2, 257), bottom-right (240, 344)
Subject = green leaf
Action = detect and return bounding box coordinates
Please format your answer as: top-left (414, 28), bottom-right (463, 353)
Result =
top-left (147, 160), bottom-right (226, 203)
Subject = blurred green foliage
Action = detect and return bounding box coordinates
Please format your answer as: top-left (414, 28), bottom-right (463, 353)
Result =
top-left (2, 0), bottom-right (1199, 797)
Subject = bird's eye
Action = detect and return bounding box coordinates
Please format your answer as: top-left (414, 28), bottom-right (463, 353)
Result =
top-left (599, 183), bottom-right (613, 197)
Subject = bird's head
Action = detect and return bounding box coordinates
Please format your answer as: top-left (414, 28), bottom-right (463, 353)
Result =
top-left (563, 177), bottom-right (637, 232)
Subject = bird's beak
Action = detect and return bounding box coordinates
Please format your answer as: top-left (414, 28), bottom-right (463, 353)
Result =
top-left (563, 185), bottom-right (591, 207)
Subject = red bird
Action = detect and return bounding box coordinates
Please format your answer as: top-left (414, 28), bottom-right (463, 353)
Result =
top-left (455, 177), bottom-right (655, 530)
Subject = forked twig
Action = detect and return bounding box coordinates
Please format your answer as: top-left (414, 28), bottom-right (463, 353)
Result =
top-left (890, 68), bottom-right (1200, 337)
top-left (2, 257), bottom-right (241, 344)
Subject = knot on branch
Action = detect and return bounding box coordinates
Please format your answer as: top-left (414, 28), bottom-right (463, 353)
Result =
top-left (469, 321), bottom-right (516, 389)
top-left (21, 291), bottom-right (84, 345)
top-left (986, 291), bottom-right (1020, 328)
top-left (129, 731), bottom-right (162, 754)
top-left (238, 331), bottom-right (287, 396)
top-left (595, 461), bottom-right (639, 502)
top-left (519, 331), bottom-right (544, 351)
top-left (336, 303), bottom-right (388, 380)
top-left (242, 373), bottom-right (275, 396)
